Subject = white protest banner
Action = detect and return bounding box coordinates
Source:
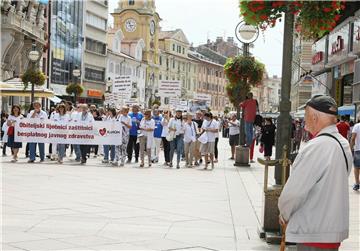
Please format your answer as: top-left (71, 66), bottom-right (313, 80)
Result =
top-left (159, 80), bottom-right (181, 97)
top-left (194, 93), bottom-right (212, 105)
top-left (113, 75), bottom-right (132, 99)
top-left (15, 118), bottom-right (122, 145)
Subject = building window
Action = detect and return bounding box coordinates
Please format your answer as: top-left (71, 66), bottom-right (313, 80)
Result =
top-left (86, 12), bottom-right (107, 30)
top-left (129, 0), bottom-right (135, 5)
top-left (85, 67), bottom-right (105, 82)
top-left (159, 74), bottom-right (162, 80)
top-left (159, 56), bottom-right (162, 65)
top-left (172, 44), bottom-right (175, 51)
top-left (109, 62), bottom-right (114, 73)
top-left (86, 38), bottom-right (106, 55)
top-left (115, 64), bottom-right (120, 74)
top-left (166, 58), bottom-right (169, 68)
top-left (173, 60), bottom-right (175, 69)
top-left (182, 48), bottom-right (185, 54)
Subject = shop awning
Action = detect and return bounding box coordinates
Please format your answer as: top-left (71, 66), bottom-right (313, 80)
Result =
top-left (338, 105), bottom-right (355, 116)
top-left (0, 78), bottom-right (54, 98)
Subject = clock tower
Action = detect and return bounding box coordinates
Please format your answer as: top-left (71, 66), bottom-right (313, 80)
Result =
top-left (112, 0), bottom-right (161, 65)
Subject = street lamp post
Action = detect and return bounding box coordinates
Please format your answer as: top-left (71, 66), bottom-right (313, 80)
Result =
top-left (27, 41), bottom-right (42, 104)
top-left (72, 66), bottom-right (81, 105)
top-left (234, 21), bottom-right (259, 166)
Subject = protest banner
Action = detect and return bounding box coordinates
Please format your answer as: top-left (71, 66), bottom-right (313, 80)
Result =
top-left (113, 75), bottom-right (132, 99)
top-left (194, 93), bottom-right (212, 106)
top-left (15, 118), bottom-right (122, 145)
top-left (158, 80), bottom-right (181, 97)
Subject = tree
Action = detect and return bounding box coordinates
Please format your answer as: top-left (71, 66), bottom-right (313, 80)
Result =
top-left (66, 83), bottom-right (84, 104)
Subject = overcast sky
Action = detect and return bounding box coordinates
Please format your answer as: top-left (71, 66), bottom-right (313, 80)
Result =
top-left (108, 0), bottom-right (284, 77)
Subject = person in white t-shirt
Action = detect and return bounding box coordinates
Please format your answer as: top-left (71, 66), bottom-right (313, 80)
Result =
top-left (350, 121), bottom-right (360, 191)
top-left (114, 106), bottom-right (132, 167)
top-left (27, 101), bottom-right (48, 163)
top-left (200, 112), bottom-right (218, 170)
top-left (168, 110), bottom-right (185, 169)
top-left (78, 104), bottom-right (94, 164)
top-left (183, 113), bottom-right (198, 168)
top-left (102, 108), bottom-right (117, 164)
top-left (52, 104), bottom-right (70, 164)
top-left (161, 111), bottom-right (171, 166)
top-left (226, 113), bottom-right (240, 160)
top-left (139, 110), bottom-right (155, 167)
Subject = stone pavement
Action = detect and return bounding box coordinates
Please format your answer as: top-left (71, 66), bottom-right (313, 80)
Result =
top-left (1, 138), bottom-right (359, 251)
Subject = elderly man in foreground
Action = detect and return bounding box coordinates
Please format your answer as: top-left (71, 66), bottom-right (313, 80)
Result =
top-left (278, 95), bottom-right (352, 251)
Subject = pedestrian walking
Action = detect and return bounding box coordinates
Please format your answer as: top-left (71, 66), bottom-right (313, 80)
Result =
top-left (213, 115), bottom-right (220, 163)
top-left (102, 108), bottom-right (116, 164)
top-left (113, 106), bottom-right (132, 167)
top-left (169, 110), bottom-right (185, 169)
top-left (260, 118), bottom-right (276, 160)
top-left (6, 105), bottom-right (23, 162)
top-left (151, 109), bottom-right (163, 163)
top-left (200, 112), bottom-right (218, 170)
top-left (161, 111), bottom-right (171, 166)
top-left (240, 92), bottom-right (258, 146)
top-left (91, 109), bottom-right (102, 158)
top-left (337, 115), bottom-right (350, 139)
top-left (139, 110), bottom-right (155, 167)
top-left (78, 104), bottom-right (94, 164)
top-left (27, 101), bottom-right (47, 163)
top-left (183, 113), bottom-right (198, 168)
top-left (1, 112), bottom-right (10, 156)
top-left (279, 95), bottom-right (352, 251)
top-left (350, 119), bottom-right (360, 191)
top-left (52, 104), bottom-right (69, 164)
top-left (193, 110), bottom-right (203, 165)
top-left (127, 105), bottom-right (143, 163)
top-left (70, 104), bottom-right (82, 161)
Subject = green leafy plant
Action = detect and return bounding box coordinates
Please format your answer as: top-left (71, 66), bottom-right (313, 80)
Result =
top-left (66, 83), bottom-right (84, 96)
top-left (21, 69), bottom-right (46, 89)
top-left (224, 56), bottom-right (265, 107)
top-left (240, 0), bottom-right (344, 40)
top-left (152, 99), bottom-right (161, 107)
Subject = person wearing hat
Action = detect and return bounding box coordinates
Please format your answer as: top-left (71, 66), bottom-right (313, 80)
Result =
top-left (278, 95), bottom-right (352, 251)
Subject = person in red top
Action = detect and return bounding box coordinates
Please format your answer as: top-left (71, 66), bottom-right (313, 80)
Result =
top-left (240, 93), bottom-right (258, 146)
top-left (336, 116), bottom-right (350, 139)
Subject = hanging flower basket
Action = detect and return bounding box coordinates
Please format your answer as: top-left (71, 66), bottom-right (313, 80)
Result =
top-left (224, 55), bottom-right (265, 106)
top-left (21, 69), bottom-right (46, 90)
top-left (240, 0), bottom-right (344, 40)
top-left (66, 83), bottom-right (84, 96)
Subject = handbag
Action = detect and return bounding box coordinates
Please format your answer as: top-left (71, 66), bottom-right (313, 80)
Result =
top-left (259, 143), bottom-right (264, 153)
top-left (166, 130), bottom-right (175, 142)
top-left (7, 126), bottom-right (14, 136)
top-left (197, 131), bottom-right (208, 144)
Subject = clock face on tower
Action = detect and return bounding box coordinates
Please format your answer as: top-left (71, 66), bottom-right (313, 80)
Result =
top-left (150, 20), bottom-right (155, 36)
top-left (125, 18), bottom-right (137, 32)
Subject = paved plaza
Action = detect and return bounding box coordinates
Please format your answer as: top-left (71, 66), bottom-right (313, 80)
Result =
top-left (1, 139), bottom-right (359, 250)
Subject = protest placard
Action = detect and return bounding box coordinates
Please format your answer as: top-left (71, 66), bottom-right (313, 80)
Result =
top-left (158, 80), bottom-right (181, 97)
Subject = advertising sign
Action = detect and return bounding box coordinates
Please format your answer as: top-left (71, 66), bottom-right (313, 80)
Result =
top-left (159, 80), bottom-right (181, 97)
top-left (328, 20), bottom-right (350, 66)
top-left (15, 119), bottom-right (122, 145)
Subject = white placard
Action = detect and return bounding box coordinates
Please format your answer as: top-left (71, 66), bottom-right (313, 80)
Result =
top-left (113, 75), bottom-right (132, 99)
top-left (159, 80), bottom-right (181, 97)
top-left (194, 93), bottom-right (212, 103)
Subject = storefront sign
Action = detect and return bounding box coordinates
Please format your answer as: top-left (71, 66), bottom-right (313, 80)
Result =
top-left (311, 36), bottom-right (327, 72)
top-left (328, 20), bottom-right (350, 66)
top-left (335, 79), bottom-right (342, 106)
top-left (112, 75), bottom-right (132, 99)
top-left (331, 36), bottom-right (344, 54)
top-left (158, 80), bottom-right (181, 97)
top-left (353, 17), bottom-right (360, 54)
top-left (15, 118), bottom-right (122, 145)
top-left (87, 89), bottom-right (103, 97)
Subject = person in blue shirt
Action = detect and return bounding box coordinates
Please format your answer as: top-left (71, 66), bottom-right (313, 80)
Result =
top-left (151, 109), bottom-right (163, 163)
top-left (126, 105), bottom-right (143, 163)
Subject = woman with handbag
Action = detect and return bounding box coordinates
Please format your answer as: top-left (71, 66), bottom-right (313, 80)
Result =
top-left (7, 105), bottom-right (23, 162)
top-left (168, 110), bottom-right (185, 169)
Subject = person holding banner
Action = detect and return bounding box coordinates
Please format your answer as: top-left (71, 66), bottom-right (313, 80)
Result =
top-left (52, 104), bottom-right (69, 164)
top-left (27, 101), bottom-right (47, 163)
top-left (127, 105), bottom-right (143, 163)
top-left (103, 108), bottom-right (117, 164)
top-left (114, 106), bottom-right (132, 167)
top-left (70, 104), bottom-right (82, 161)
top-left (139, 110), bottom-right (155, 167)
top-left (78, 104), bottom-right (94, 164)
top-left (168, 110), bottom-right (185, 169)
top-left (7, 105), bottom-right (23, 162)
